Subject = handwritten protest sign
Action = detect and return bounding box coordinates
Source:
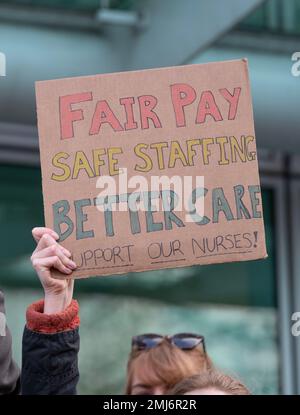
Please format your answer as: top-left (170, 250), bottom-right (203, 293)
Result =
top-left (36, 59), bottom-right (267, 279)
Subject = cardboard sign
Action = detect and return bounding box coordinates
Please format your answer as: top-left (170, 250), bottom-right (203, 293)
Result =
top-left (36, 59), bottom-right (267, 279)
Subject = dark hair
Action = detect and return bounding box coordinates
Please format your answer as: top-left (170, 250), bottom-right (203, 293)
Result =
top-left (170, 370), bottom-right (251, 395)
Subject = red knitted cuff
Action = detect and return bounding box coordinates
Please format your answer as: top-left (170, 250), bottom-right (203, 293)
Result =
top-left (26, 299), bottom-right (80, 334)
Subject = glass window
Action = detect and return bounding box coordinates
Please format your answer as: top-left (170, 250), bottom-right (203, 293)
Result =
top-left (239, 0), bottom-right (300, 36)
top-left (238, 2), bottom-right (269, 31)
top-left (291, 1), bottom-right (300, 34)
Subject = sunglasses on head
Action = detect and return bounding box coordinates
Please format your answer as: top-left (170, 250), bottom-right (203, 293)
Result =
top-left (132, 333), bottom-right (206, 353)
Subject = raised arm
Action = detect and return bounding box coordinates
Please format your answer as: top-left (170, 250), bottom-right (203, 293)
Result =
top-left (21, 227), bottom-right (79, 395)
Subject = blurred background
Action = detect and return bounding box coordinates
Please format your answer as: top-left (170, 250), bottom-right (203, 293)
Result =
top-left (0, 0), bottom-right (299, 395)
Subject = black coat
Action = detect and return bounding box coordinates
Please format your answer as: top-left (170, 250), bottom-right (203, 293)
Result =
top-left (21, 326), bottom-right (80, 395)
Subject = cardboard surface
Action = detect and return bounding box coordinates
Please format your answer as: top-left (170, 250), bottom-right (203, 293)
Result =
top-left (36, 59), bottom-right (267, 279)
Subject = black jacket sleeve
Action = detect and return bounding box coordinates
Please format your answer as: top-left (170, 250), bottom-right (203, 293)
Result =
top-left (0, 290), bottom-right (20, 395)
top-left (21, 327), bottom-right (80, 395)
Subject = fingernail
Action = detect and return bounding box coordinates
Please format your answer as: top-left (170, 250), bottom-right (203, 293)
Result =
top-left (68, 260), bottom-right (77, 269)
top-left (51, 232), bottom-right (59, 240)
top-left (65, 267), bottom-right (72, 274)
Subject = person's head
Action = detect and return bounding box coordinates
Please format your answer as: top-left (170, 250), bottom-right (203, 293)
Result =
top-left (126, 333), bottom-right (212, 395)
top-left (170, 370), bottom-right (251, 395)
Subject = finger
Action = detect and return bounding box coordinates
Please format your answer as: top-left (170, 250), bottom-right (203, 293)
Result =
top-left (33, 256), bottom-right (73, 275)
top-left (34, 234), bottom-right (71, 257)
top-left (60, 246), bottom-right (72, 258)
top-left (33, 245), bottom-right (77, 270)
top-left (34, 233), bottom-right (57, 254)
top-left (32, 227), bottom-right (59, 243)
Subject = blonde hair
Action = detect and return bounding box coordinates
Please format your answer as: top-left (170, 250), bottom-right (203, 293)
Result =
top-left (170, 370), bottom-right (251, 395)
top-left (125, 339), bottom-right (212, 394)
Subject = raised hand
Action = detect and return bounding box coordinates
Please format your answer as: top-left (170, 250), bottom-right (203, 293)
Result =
top-left (31, 227), bottom-right (77, 314)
